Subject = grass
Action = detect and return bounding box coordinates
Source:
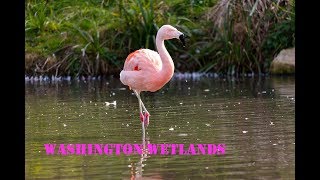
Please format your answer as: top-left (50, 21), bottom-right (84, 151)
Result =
top-left (25, 0), bottom-right (295, 77)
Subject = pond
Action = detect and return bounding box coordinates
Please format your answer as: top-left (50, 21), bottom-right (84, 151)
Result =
top-left (25, 74), bottom-right (295, 179)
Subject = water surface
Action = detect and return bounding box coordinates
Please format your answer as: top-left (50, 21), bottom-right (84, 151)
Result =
top-left (25, 75), bottom-right (295, 179)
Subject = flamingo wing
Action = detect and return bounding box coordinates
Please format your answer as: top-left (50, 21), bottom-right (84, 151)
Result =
top-left (123, 49), bottom-right (161, 71)
top-left (120, 49), bottom-right (162, 92)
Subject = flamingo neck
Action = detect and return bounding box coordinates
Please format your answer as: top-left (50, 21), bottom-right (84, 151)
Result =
top-left (156, 34), bottom-right (174, 83)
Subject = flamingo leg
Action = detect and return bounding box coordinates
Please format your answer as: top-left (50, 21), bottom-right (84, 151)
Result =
top-left (134, 90), bottom-right (146, 134)
top-left (133, 90), bottom-right (150, 127)
top-left (140, 101), bottom-right (150, 126)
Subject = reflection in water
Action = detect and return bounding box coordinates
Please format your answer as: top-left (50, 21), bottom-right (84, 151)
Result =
top-left (129, 128), bottom-right (150, 179)
top-left (25, 76), bottom-right (295, 179)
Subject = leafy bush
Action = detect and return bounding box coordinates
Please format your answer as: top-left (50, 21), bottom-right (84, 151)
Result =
top-left (25, 0), bottom-right (295, 77)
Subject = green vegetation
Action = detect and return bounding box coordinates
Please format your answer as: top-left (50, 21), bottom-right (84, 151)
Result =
top-left (25, 0), bottom-right (295, 77)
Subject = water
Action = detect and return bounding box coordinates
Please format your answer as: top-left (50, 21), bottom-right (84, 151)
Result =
top-left (25, 75), bottom-right (295, 179)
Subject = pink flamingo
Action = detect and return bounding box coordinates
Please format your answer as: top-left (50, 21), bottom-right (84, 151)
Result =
top-left (120, 25), bottom-right (185, 131)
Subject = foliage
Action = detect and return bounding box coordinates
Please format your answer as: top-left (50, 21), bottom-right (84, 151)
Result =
top-left (25, 0), bottom-right (295, 77)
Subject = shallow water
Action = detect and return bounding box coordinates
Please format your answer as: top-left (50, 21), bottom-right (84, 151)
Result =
top-left (25, 75), bottom-right (295, 179)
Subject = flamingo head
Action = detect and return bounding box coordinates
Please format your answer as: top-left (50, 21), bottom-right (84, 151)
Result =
top-left (158, 25), bottom-right (185, 47)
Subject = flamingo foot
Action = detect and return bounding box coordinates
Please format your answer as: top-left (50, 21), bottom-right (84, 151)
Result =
top-left (144, 112), bottom-right (150, 127)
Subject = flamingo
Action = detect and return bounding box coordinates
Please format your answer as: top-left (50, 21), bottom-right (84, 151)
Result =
top-left (120, 25), bottom-right (185, 132)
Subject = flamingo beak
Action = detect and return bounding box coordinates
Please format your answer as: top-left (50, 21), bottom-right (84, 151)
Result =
top-left (179, 34), bottom-right (186, 47)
